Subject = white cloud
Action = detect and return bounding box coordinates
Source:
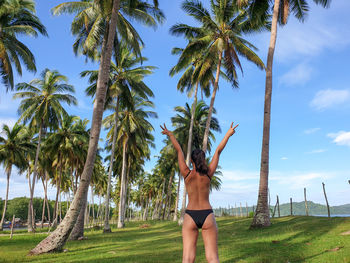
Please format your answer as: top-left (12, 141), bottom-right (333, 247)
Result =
top-left (221, 170), bottom-right (259, 181)
top-left (328, 131), bottom-right (350, 147)
top-left (0, 118), bottom-right (17, 130)
top-left (279, 63), bottom-right (313, 86)
top-left (270, 171), bottom-right (331, 189)
top-left (304, 128), bottom-right (321, 134)
top-left (275, 19), bottom-right (350, 62)
top-left (281, 157), bottom-right (288, 160)
top-left (306, 149), bottom-right (327, 154)
top-left (310, 89), bottom-right (350, 110)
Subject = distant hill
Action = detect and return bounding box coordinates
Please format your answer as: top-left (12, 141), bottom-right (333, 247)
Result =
top-left (214, 201), bottom-right (350, 216)
top-left (273, 201), bottom-right (350, 216)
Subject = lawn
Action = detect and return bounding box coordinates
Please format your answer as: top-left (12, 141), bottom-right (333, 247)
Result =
top-left (0, 216), bottom-right (349, 262)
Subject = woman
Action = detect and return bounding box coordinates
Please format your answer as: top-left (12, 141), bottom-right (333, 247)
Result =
top-left (160, 122), bottom-right (238, 263)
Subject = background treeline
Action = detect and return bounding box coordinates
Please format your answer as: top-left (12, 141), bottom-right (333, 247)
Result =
top-left (214, 201), bottom-right (350, 217)
top-left (0, 197), bottom-right (104, 221)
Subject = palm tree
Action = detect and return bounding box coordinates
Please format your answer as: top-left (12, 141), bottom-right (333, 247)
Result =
top-left (0, 0), bottom-right (47, 90)
top-left (52, 0), bottom-right (164, 61)
top-left (13, 68), bottom-right (77, 232)
top-left (105, 94), bottom-right (156, 228)
top-left (170, 0), bottom-right (265, 153)
top-left (82, 43), bottom-right (155, 232)
top-left (43, 115), bottom-right (87, 227)
top-left (245, 0), bottom-right (332, 228)
top-left (0, 124), bottom-right (34, 230)
top-left (30, 0), bottom-right (163, 255)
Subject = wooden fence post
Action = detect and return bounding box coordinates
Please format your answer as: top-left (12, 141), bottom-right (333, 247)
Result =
top-left (272, 199), bottom-right (277, 218)
top-left (10, 215), bottom-right (15, 239)
top-left (240, 202), bottom-right (243, 218)
top-left (277, 195), bottom-right (280, 218)
top-left (290, 198), bottom-right (293, 216)
top-left (304, 188), bottom-right (309, 216)
top-left (322, 182), bottom-right (331, 218)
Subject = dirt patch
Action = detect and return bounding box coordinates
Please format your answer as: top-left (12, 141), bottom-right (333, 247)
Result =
top-left (326, 246), bottom-right (344, 252)
top-left (139, 224), bottom-right (151, 229)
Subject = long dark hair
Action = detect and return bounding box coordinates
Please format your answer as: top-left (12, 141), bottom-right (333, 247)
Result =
top-left (191, 149), bottom-right (208, 175)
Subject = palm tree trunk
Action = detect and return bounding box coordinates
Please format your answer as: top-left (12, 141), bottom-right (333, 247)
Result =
top-left (91, 186), bottom-right (95, 225)
top-left (251, 0), bottom-right (280, 228)
top-left (143, 195), bottom-right (151, 221)
top-left (41, 175), bottom-right (46, 228)
top-left (27, 169), bottom-right (34, 232)
top-left (173, 173), bottom-right (181, 221)
top-left (178, 82), bottom-right (199, 224)
top-left (29, 0), bottom-right (121, 255)
top-left (69, 190), bottom-right (88, 240)
top-left (163, 172), bottom-right (174, 220)
top-left (202, 52), bottom-right (222, 153)
top-left (71, 168), bottom-right (76, 196)
top-left (0, 166), bottom-right (12, 231)
top-left (59, 192), bottom-right (62, 223)
top-left (142, 200), bottom-right (148, 221)
top-left (45, 174), bottom-right (51, 226)
top-left (118, 138), bottom-right (128, 228)
top-left (53, 158), bottom-right (63, 227)
top-left (104, 98), bottom-right (120, 233)
top-left (124, 163), bottom-right (130, 222)
top-left (157, 178), bottom-right (166, 219)
top-left (151, 192), bottom-right (160, 219)
top-left (28, 121), bottom-right (44, 233)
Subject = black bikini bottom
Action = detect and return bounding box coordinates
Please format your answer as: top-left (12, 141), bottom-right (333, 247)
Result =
top-left (185, 209), bottom-right (213, 229)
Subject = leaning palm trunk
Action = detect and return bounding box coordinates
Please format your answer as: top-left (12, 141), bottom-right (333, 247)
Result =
top-left (251, 0), bottom-right (280, 228)
top-left (28, 122), bottom-right (44, 233)
top-left (117, 138), bottom-right (128, 228)
top-left (173, 173), bottom-right (181, 221)
top-left (29, 0), bottom-right (120, 254)
top-left (0, 166), bottom-right (12, 231)
top-left (202, 53), bottom-right (222, 153)
top-left (104, 98), bottom-right (119, 232)
top-left (178, 82), bottom-right (199, 225)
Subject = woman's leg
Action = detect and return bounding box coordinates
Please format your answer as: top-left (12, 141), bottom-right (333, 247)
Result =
top-left (182, 213), bottom-right (199, 263)
top-left (201, 213), bottom-right (219, 263)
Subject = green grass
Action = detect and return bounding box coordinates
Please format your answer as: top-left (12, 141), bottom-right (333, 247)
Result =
top-left (0, 216), bottom-right (349, 262)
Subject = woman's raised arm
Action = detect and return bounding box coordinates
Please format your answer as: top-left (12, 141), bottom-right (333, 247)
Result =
top-left (160, 123), bottom-right (190, 177)
top-left (208, 122), bottom-right (239, 177)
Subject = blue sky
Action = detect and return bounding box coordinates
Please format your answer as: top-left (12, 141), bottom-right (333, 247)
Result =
top-left (1, 0), bottom-right (350, 209)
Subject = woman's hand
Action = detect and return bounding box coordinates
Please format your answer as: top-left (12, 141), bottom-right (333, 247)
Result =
top-left (226, 122), bottom-right (239, 137)
top-left (160, 123), bottom-right (172, 136)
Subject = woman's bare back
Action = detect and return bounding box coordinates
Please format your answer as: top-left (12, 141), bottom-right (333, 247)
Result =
top-left (185, 170), bottom-right (211, 210)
